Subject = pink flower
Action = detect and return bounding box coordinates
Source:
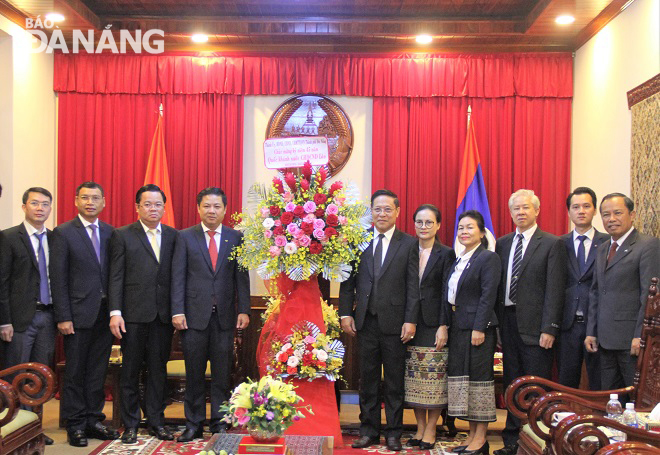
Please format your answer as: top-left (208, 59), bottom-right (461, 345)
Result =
top-left (269, 246), bottom-right (281, 257)
top-left (304, 213), bottom-right (316, 223)
top-left (237, 415), bottom-right (251, 426)
top-left (334, 196), bottom-right (346, 206)
top-left (338, 215), bottom-right (347, 225)
top-left (285, 202), bottom-right (296, 212)
top-left (313, 219), bottom-right (325, 230)
top-left (304, 335), bottom-right (316, 344)
top-left (303, 201), bottom-right (317, 213)
top-left (294, 229), bottom-right (306, 240)
top-left (235, 407), bottom-right (247, 418)
top-left (299, 235), bottom-right (311, 247)
top-left (325, 203), bottom-right (339, 215)
top-left (260, 207), bottom-right (270, 218)
top-left (313, 228), bottom-right (325, 240)
top-left (287, 224), bottom-right (300, 236)
top-left (283, 192), bottom-right (294, 203)
top-left (274, 219), bottom-right (282, 226)
top-left (274, 236), bottom-right (287, 247)
top-left (264, 230), bottom-right (273, 239)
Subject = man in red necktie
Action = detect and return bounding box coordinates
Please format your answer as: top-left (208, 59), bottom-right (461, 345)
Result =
top-left (585, 193), bottom-right (659, 391)
top-left (171, 187), bottom-right (251, 442)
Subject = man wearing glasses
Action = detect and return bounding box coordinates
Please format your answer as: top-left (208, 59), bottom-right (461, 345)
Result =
top-left (108, 184), bottom-right (178, 444)
top-left (50, 181), bottom-right (118, 447)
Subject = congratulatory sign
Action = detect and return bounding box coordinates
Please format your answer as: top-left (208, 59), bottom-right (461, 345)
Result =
top-left (263, 137), bottom-right (329, 169)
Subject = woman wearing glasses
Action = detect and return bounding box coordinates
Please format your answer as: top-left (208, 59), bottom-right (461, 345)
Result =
top-left (404, 204), bottom-right (457, 450)
top-left (445, 210), bottom-right (501, 455)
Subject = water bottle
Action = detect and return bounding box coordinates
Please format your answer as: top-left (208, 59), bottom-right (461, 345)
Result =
top-left (606, 394), bottom-right (625, 441)
top-left (622, 402), bottom-right (638, 428)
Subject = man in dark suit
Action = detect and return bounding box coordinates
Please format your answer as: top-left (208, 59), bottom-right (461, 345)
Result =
top-left (109, 184), bottom-right (177, 444)
top-left (50, 182), bottom-right (119, 447)
top-left (494, 189), bottom-right (567, 455)
top-left (557, 187), bottom-right (608, 390)
top-left (339, 189), bottom-right (418, 452)
top-left (171, 187), bottom-right (250, 442)
top-left (0, 188), bottom-right (55, 445)
top-left (585, 193), bottom-right (660, 391)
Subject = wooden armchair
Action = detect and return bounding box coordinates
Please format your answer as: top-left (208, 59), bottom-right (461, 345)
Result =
top-left (0, 363), bottom-right (55, 455)
top-left (505, 277), bottom-right (660, 455)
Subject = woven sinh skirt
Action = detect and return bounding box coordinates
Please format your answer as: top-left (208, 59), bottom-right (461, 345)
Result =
top-left (447, 318), bottom-right (497, 422)
top-left (404, 322), bottom-right (448, 408)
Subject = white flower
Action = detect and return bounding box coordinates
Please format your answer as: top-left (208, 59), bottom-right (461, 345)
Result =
top-left (316, 349), bottom-right (328, 361)
top-left (262, 218), bottom-right (275, 229)
top-left (287, 356), bottom-right (300, 367)
top-left (294, 348), bottom-right (305, 358)
top-left (282, 343), bottom-right (292, 351)
top-left (284, 242), bottom-right (298, 255)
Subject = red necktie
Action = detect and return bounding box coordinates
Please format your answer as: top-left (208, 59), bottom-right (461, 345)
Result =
top-left (208, 230), bottom-right (218, 271)
top-left (607, 241), bottom-right (618, 265)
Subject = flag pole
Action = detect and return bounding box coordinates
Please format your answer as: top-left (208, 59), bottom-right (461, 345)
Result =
top-left (467, 105), bottom-right (471, 126)
top-left (159, 103), bottom-right (163, 116)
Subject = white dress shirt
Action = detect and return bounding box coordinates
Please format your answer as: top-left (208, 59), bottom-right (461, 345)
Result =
top-left (372, 225), bottom-right (396, 267)
top-left (611, 226), bottom-right (634, 250)
top-left (447, 245), bottom-right (478, 305)
top-left (505, 224), bottom-right (538, 306)
top-left (202, 223), bottom-right (222, 253)
top-left (78, 214), bottom-right (100, 243)
top-left (572, 226), bottom-right (595, 260)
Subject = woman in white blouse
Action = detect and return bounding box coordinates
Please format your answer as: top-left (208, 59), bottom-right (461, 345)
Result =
top-left (445, 210), bottom-right (501, 455)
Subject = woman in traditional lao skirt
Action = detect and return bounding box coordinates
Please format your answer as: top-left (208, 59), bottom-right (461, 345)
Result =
top-left (445, 211), bottom-right (501, 455)
top-left (404, 204), bottom-right (456, 450)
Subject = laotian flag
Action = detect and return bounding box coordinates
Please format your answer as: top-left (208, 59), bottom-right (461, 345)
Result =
top-left (454, 111), bottom-right (496, 253)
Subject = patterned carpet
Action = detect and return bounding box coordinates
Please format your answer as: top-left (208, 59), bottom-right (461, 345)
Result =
top-left (88, 428), bottom-right (469, 455)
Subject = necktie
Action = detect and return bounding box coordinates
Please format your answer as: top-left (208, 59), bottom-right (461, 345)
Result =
top-left (35, 232), bottom-right (50, 305)
top-left (208, 230), bottom-right (218, 271)
top-left (373, 233), bottom-right (385, 277)
top-left (148, 229), bottom-right (160, 262)
top-left (89, 224), bottom-right (101, 263)
top-left (509, 233), bottom-right (524, 304)
top-left (576, 235), bottom-right (587, 275)
top-left (607, 241), bottom-right (618, 265)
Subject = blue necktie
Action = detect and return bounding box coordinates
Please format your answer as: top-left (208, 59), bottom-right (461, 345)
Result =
top-left (35, 232), bottom-right (50, 305)
top-left (89, 224), bottom-right (101, 263)
top-left (509, 233), bottom-right (524, 304)
top-left (576, 235), bottom-right (587, 275)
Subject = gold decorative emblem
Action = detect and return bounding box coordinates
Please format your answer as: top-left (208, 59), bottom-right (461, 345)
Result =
top-left (266, 95), bottom-right (353, 177)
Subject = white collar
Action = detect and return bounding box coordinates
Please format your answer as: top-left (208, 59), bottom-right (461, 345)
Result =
top-left (573, 226), bottom-right (594, 241)
top-left (612, 226), bottom-right (634, 246)
top-left (202, 223), bottom-right (222, 235)
top-left (78, 213), bottom-right (99, 228)
top-left (459, 244), bottom-right (479, 261)
top-left (23, 220), bottom-right (46, 236)
top-left (140, 220), bottom-right (162, 233)
top-left (516, 224), bottom-right (538, 240)
top-left (374, 225), bottom-right (396, 241)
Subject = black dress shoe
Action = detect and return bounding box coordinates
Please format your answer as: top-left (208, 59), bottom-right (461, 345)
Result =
top-left (419, 441), bottom-right (436, 450)
top-left (177, 427), bottom-right (204, 442)
top-left (351, 435), bottom-right (380, 448)
top-left (86, 421), bottom-right (120, 440)
top-left (493, 443), bottom-right (517, 455)
top-left (44, 435), bottom-right (54, 445)
top-left (68, 430), bottom-right (88, 447)
top-left (121, 428), bottom-right (138, 444)
top-left (407, 438), bottom-right (421, 447)
top-left (444, 416), bottom-right (458, 438)
top-left (386, 437), bottom-right (402, 451)
top-left (463, 441), bottom-right (489, 454)
top-left (452, 445), bottom-right (468, 453)
top-left (149, 426), bottom-right (174, 440)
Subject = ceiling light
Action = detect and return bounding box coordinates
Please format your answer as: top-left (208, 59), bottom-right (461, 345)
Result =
top-left (555, 15), bottom-right (575, 25)
top-left (415, 35), bottom-right (432, 44)
top-left (45, 13), bottom-right (65, 22)
top-left (191, 34), bottom-right (209, 43)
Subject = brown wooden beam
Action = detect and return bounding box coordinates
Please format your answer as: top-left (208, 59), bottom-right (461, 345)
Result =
top-left (522, 0), bottom-right (553, 32)
top-left (573, 0), bottom-right (634, 50)
top-left (56, 0), bottom-right (101, 30)
top-left (0, 0), bottom-right (28, 29)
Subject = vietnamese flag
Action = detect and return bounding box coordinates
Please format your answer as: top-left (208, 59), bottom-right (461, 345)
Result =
top-left (144, 107), bottom-right (175, 227)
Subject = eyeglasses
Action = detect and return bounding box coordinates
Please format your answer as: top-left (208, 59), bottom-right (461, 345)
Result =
top-left (141, 202), bottom-right (164, 209)
top-left (372, 207), bottom-right (394, 215)
top-left (28, 201), bottom-right (51, 208)
top-left (78, 195), bottom-right (102, 203)
top-left (415, 220), bottom-right (435, 228)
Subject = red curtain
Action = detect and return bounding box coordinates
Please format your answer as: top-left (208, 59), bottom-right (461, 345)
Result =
top-left (57, 93), bottom-right (243, 228)
top-left (372, 96), bottom-right (571, 242)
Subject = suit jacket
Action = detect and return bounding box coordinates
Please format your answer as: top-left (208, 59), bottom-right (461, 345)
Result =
top-left (561, 229), bottom-right (609, 331)
top-left (50, 216), bottom-right (113, 329)
top-left (587, 229), bottom-right (660, 350)
top-left (171, 224), bottom-right (250, 331)
top-left (0, 223), bottom-right (54, 332)
top-left (416, 241), bottom-right (455, 327)
top-left (443, 245), bottom-right (501, 331)
top-left (108, 222), bottom-right (177, 324)
top-left (339, 228), bottom-right (419, 335)
top-left (496, 228), bottom-right (567, 345)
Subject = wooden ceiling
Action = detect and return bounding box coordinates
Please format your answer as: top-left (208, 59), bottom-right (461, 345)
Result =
top-left (0, 0), bottom-right (634, 52)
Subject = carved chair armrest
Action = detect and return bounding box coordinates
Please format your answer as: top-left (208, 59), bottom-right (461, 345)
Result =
top-left (595, 442), bottom-right (660, 455)
top-left (0, 379), bottom-right (20, 428)
top-left (553, 413), bottom-right (660, 455)
top-left (505, 375), bottom-right (634, 421)
top-left (0, 363), bottom-right (55, 410)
